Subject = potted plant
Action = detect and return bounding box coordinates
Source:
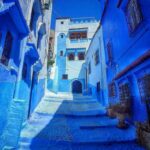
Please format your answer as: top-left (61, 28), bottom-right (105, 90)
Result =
top-left (107, 103), bottom-right (120, 118)
top-left (136, 74), bottom-right (150, 149)
top-left (136, 121), bottom-right (150, 150)
top-left (116, 101), bottom-right (130, 129)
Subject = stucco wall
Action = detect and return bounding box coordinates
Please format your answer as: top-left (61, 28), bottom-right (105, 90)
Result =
top-left (100, 0), bottom-right (150, 122)
top-left (49, 18), bottom-right (99, 93)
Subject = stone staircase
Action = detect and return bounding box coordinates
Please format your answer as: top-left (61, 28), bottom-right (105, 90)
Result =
top-left (18, 93), bottom-right (145, 150)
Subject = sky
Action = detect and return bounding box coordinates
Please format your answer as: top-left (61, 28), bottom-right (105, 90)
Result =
top-left (51, 0), bottom-right (101, 29)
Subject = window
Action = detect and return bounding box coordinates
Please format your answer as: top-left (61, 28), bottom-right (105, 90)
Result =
top-left (61, 21), bottom-right (64, 24)
top-left (1, 32), bottom-right (13, 66)
top-left (60, 51), bottom-right (63, 56)
top-left (69, 31), bottom-right (87, 40)
top-left (138, 74), bottom-right (150, 102)
top-left (78, 52), bottom-right (85, 60)
top-left (94, 50), bottom-right (100, 65)
top-left (88, 62), bottom-right (91, 74)
top-left (22, 63), bottom-right (27, 79)
top-left (107, 41), bottom-right (113, 62)
top-left (62, 74), bottom-right (68, 80)
top-left (30, 8), bottom-right (35, 30)
top-left (108, 82), bottom-right (116, 98)
top-left (126, 0), bottom-right (143, 32)
top-left (119, 83), bottom-right (131, 101)
top-left (97, 82), bottom-right (100, 92)
top-left (68, 53), bottom-right (75, 61)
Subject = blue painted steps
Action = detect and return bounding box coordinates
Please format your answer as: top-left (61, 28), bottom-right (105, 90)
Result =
top-left (18, 93), bottom-right (145, 150)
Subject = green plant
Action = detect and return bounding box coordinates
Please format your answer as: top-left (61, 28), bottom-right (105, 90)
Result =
top-left (47, 59), bottom-right (55, 67)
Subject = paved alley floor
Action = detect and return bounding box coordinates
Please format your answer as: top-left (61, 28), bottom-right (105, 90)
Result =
top-left (18, 92), bottom-right (145, 150)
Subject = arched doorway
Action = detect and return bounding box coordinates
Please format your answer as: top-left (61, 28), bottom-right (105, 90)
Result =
top-left (72, 80), bottom-right (82, 94)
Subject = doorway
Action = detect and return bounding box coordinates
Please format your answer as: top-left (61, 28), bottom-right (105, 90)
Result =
top-left (72, 80), bottom-right (82, 94)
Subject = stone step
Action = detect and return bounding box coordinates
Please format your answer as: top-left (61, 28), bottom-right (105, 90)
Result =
top-left (43, 98), bottom-right (98, 103)
top-left (18, 139), bottom-right (144, 150)
top-left (44, 93), bottom-right (95, 101)
top-left (19, 125), bottom-right (136, 144)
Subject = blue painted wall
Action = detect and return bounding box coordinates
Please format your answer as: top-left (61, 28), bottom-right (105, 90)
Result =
top-left (0, 0), bottom-right (52, 148)
top-left (85, 27), bottom-right (108, 106)
top-left (99, 0), bottom-right (150, 122)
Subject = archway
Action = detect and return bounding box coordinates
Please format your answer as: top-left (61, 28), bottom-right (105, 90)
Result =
top-left (72, 80), bottom-right (82, 94)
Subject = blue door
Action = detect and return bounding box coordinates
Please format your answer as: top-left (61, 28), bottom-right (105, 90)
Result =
top-left (72, 80), bottom-right (82, 94)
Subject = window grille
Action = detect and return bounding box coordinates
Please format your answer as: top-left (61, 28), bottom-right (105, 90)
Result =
top-left (126, 0), bottom-right (143, 32)
top-left (108, 82), bottom-right (116, 98)
top-left (119, 83), bottom-right (131, 102)
top-left (69, 31), bottom-right (87, 40)
top-left (138, 74), bottom-right (150, 102)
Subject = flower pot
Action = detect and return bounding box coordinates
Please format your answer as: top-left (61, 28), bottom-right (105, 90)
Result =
top-left (136, 122), bottom-right (150, 149)
top-left (116, 113), bottom-right (129, 129)
top-left (142, 130), bottom-right (150, 150)
top-left (107, 108), bottom-right (116, 118)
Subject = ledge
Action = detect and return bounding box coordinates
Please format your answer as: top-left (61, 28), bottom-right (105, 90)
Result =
top-left (0, 0), bottom-right (29, 36)
top-left (26, 43), bottom-right (39, 62)
top-left (114, 50), bottom-right (150, 80)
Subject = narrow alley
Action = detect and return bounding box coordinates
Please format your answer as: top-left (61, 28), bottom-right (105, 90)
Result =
top-left (0, 0), bottom-right (150, 149)
top-left (19, 92), bottom-right (143, 150)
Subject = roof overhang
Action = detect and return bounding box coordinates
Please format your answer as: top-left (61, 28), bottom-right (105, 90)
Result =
top-left (26, 43), bottom-right (39, 62)
top-left (0, 0), bottom-right (29, 36)
top-left (114, 50), bottom-right (150, 80)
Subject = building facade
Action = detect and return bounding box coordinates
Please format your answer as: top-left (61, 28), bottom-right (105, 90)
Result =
top-left (85, 26), bottom-right (108, 106)
top-left (0, 0), bottom-right (52, 148)
top-left (48, 30), bottom-right (55, 60)
top-left (48, 18), bottom-right (99, 94)
top-left (86, 0), bottom-right (150, 123)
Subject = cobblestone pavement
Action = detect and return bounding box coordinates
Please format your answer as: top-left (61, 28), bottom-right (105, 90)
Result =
top-left (18, 93), bottom-right (145, 150)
